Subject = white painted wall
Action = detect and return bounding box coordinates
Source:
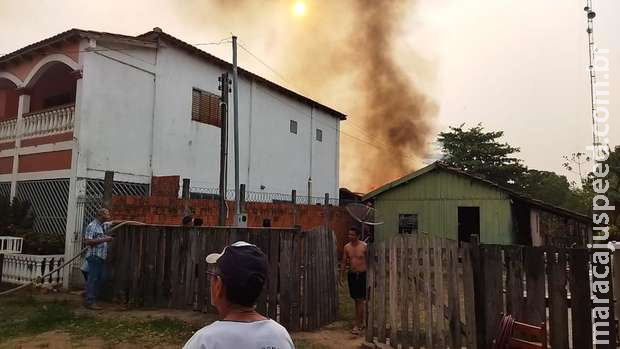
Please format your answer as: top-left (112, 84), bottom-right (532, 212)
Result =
top-left (76, 42), bottom-right (156, 184)
top-left (76, 38), bottom-right (341, 198)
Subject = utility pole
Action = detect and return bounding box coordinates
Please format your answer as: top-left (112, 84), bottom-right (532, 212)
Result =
top-left (218, 73), bottom-right (230, 226)
top-left (232, 36), bottom-right (244, 227)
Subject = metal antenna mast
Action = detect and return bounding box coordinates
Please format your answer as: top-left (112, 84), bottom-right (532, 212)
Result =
top-left (584, 1), bottom-right (601, 153)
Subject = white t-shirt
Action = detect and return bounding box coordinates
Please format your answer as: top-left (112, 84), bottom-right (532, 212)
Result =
top-left (183, 319), bottom-right (295, 349)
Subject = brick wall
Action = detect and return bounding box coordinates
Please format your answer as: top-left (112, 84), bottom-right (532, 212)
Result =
top-left (110, 195), bottom-right (355, 256)
top-left (150, 176), bottom-right (180, 197)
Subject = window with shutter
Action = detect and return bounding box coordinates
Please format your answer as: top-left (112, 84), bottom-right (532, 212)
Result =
top-left (191, 88), bottom-right (221, 127)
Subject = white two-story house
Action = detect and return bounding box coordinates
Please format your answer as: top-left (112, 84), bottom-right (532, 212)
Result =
top-left (0, 28), bottom-right (344, 261)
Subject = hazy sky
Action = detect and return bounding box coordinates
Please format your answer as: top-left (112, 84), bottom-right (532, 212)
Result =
top-left (1, 0), bottom-right (617, 187)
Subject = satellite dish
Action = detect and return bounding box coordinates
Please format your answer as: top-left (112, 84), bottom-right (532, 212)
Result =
top-left (345, 203), bottom-right (384, 242)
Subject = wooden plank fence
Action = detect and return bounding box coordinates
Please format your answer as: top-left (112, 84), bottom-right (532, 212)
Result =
top-left (365, 234), bottom-right (478, 348)
top-left (104, 225), bottom-right (338, 331)
top-left (365, 234), bottom-right (618, 349)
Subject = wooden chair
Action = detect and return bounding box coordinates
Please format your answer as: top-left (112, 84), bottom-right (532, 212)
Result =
top-left (493, 314), bottom-right (547, 349)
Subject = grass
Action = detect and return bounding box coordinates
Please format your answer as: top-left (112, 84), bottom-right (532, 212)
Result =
top-left (338, 281), bottom-right (356, 323)
top-left (0, 287), bottom-right (359, 348)
top-left (0, 293), bottom-right (194, 345)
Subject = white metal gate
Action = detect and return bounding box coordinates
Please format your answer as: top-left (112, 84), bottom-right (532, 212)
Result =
top-left (68, 178), bottom-right (149, 286)
top-left (15, 179), bottom-right (70, 237)
top-left (0, 182), bottom-right (10, 199)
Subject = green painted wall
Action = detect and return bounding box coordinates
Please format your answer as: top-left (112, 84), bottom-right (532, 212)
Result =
top-left (374, 170), bottom-right (515, 244)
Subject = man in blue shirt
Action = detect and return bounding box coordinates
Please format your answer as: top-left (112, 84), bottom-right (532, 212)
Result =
top-left (83, 208), bottom-right (114, 310)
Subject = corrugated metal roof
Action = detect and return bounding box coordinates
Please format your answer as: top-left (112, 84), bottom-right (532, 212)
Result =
top-left (0, 28), bottom-right (346, 121)
top-left (363, 161), bottom-right (591, 223)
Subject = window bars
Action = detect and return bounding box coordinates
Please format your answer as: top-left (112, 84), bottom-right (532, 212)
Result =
top-left (80, 179), bottom-right (150, 230)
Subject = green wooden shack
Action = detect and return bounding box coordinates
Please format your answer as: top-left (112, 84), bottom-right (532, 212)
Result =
top-left (362, 162), bottom-right (591, 247)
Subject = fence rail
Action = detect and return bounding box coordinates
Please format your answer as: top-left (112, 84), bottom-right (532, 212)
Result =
top-left (0, 118), bottom-right (17, 142)
top-left (22, 104), bottom-right (75, 139)
top-left (0, 253), bottom-right (64, 286)
top-left (190, 186), bottom-right (342, 205)
top-left (473, 244), bottom-right (617, 349)
top-left (0, 236), bottom-right (23, 254)
top-left (105, 225), bottom-right (339, 331)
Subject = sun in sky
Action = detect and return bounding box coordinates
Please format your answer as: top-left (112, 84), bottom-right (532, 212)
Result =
top-left (293, 1), bottom-right (307, 17)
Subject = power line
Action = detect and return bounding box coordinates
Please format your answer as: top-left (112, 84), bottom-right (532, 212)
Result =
top-left (0, 35), bottom-right (423, 162)
top-left (237, 42), bottom-right (293, 88)
top-left (229, 51), bottom-right (421, 161)
top-left (235, 40), bottom-right (423, 161)
top-left (236, 40), bottom-right (376, 136)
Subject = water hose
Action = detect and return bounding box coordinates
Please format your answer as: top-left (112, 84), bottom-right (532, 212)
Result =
top-left (0, 220), bottom-right (145, 297)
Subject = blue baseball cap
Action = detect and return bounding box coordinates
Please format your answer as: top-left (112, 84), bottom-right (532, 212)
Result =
top-left (206, 241), bottom-right (269, 289)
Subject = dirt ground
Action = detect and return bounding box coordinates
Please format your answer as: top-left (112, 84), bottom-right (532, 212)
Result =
top-left (0, 291), bottom-right (364, 349)
top-left (293, 321), bottom-right (364, 349)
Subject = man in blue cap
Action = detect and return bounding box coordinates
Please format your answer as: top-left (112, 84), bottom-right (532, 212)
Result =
top-left (183, 241), bottom-right (295, 349)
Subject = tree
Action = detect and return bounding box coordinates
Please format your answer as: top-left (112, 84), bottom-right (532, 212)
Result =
top-left (438, 123), bottom-right (526, 188)
top-left (600, 146), bottom-right (620, 227)
top-left (562, 152), bottom-right (591, 185)
top-left (520, 170), bottom-right (573, 207)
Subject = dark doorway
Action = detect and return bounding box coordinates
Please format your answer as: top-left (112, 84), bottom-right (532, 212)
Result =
top-left (458, 207), bottom-right (480, 243)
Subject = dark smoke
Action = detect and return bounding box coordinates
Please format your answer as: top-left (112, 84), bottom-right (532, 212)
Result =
top-left (348, 0), bottom-right (436, 189)
top-left (181, 0), bottom-right (437, 191)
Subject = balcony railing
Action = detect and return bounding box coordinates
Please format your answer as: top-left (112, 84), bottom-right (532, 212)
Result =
top-left (0, 236), bottom-right (23, 254)
top-left (0, 118), bottom-right (17, 142)
top-left (22, 103), bottom-right (75, 139)
top-left (1, 253), bottom-right (64, 286)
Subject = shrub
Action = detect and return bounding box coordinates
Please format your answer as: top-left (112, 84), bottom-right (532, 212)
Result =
top-left (0, 197), bottom-right (63, 254)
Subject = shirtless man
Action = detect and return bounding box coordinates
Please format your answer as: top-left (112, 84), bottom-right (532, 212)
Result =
top-left (340, 226), bottom-right (368, 335)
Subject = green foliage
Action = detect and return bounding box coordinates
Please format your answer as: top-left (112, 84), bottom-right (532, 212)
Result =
top-left (520, 170), bottom-right (573, 206)
top-left (437, 124), bottom-right (617, 214)
top-left (0, 299), bottom-right (74, 339)
top-left (0, 197), bottom-right (63, 254)
top-left (602, 146), bottom-right (620, 222)
top-left (438, 123), bottom-right (526, 188)
top-left (12, 230), bottom-right (65, 254)
top-left (0, 197), bottom-right (34, 232)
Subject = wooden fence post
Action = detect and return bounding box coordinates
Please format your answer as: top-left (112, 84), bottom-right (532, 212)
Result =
top-left (323, 193), bottom-right (330, 233)
top-left (469, 234), bottom-right (486, 349)
top-left (240, 184), bottom-right (246, 204)
top-left (615, 250), bottom-right (620, 345)
top-left (364, 243), bottom-right (375, 344)
top-left (182, 178), bottom-right (190, 216)
top-left (291, 190), bottom-right (297, 226)
top-left (0, 253), bottom-right (3, 284)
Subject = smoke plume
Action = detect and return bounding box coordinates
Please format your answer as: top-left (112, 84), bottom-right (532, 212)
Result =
top-left (181, 0), bottom-right (437, 192)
